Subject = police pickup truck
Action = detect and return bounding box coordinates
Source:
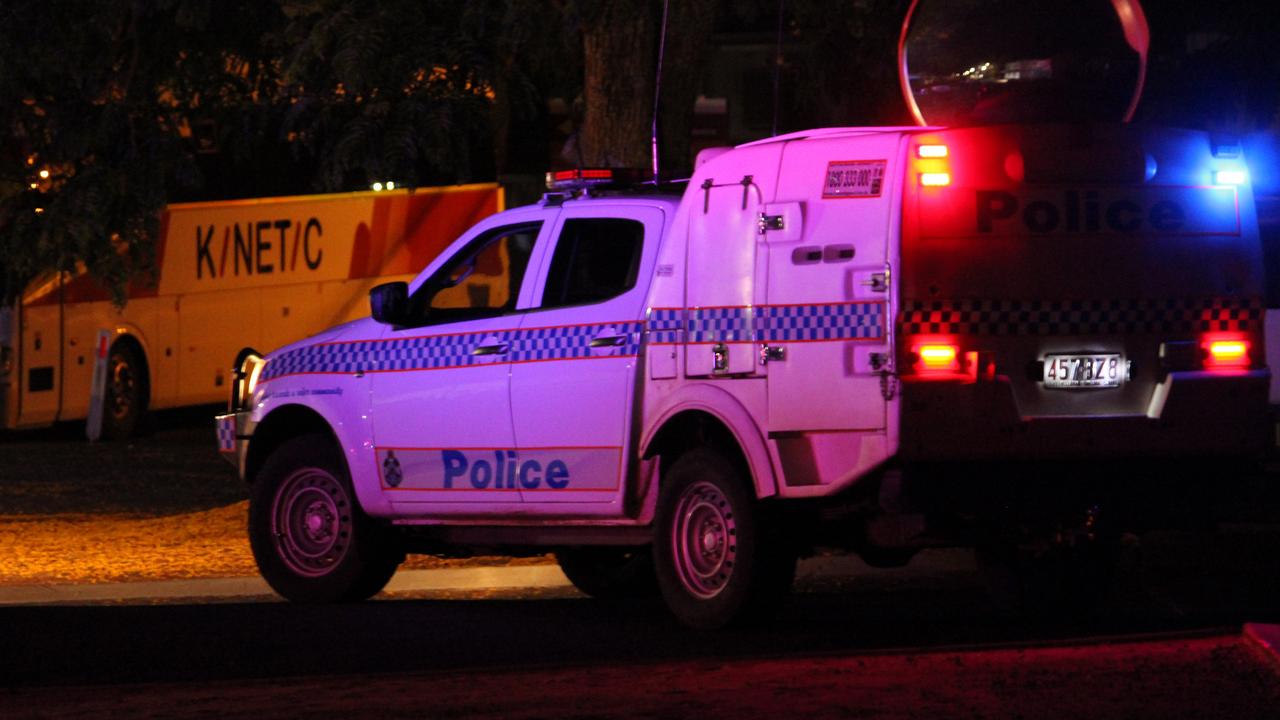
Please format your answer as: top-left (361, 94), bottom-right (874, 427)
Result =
top-left (217, 117), bottom-right (1269, 627)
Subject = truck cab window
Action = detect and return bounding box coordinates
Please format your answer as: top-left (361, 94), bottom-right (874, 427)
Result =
top-left (540, 218), bottom-right (644, 309)
top-left (412, 222), bottom-right (540, 325)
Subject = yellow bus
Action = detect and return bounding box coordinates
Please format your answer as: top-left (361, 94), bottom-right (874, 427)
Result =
top-left (0, 184), bottom-right (503, 438)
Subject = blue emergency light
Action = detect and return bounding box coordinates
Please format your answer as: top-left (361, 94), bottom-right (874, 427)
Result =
top-left (1213, 169), bottom-right (1248, 186)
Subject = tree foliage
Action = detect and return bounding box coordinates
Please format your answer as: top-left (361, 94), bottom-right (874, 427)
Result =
top-left (277, 0), bottom-right (582, 190)
top-left (2, 0), bottom-right (1276, 306)
top-left (0, 0), bottom-right (574, 304)
top-left (0, 0), bottom-right (284, 304)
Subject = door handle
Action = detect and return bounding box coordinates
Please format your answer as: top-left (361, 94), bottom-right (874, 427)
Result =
top-left (471, 342), bottom-right (509, 356)
top-left (589, 334), bottom-right (629, 348)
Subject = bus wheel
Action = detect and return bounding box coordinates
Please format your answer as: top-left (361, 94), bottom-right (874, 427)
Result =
top-left (555, 547), bottom-right (658, 600)
top-left (653, 448), bottom-right (797, 629)
top-left (249, 434), bottom-right (403, 603)
top-left (102, 341), bottom-right (146, 440)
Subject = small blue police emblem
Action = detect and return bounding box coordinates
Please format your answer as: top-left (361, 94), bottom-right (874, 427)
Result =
top-left (383, 450), bottom-right (404, 488)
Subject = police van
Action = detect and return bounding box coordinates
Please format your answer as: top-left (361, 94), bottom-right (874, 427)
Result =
top-left (216, 1), bottom-right (1271, 627)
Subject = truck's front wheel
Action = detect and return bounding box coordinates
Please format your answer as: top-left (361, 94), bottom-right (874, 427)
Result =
top-left (653, 448), bottom-right (796, 629)
top-left (249, 434), bottom-right (402, 602)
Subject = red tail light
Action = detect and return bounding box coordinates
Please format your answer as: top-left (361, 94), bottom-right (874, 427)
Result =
top-left (1203, 338), bottom-right (1250, 369)
top-left (915, 343), bottom-right (959, 372)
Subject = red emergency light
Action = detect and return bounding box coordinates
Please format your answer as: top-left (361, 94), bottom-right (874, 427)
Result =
top-left (913, 141), bottom-right (951, 187)
top-left (545, 168), bottom-right (648, 191)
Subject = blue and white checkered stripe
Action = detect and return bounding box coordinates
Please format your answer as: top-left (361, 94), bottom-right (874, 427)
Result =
top-left (757, 302), bottom-right (884, 342)
top-left (216, 415), bottom-right (236, 452)
top-left (679, 302), bottom-right (884, 344)
top-left (687, 307), bottom-right (754, 343)
top-left (259, 303), bottom-right (889, 380)
top-left (648, 308), bottom-right (684, 344)
top-left (260, 322), bottom-right (644, 380)
top-left (366, 334), bottom-right (476, 372)
top-left (508, 322), bottom-right (644, 362)
top-left (261, 341), bottom-right (381, 379)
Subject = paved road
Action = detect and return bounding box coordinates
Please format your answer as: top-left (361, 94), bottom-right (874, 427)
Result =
top-left (4, 410), bottom-right (1280, 717)
top-left (3, 549), bottom-right (1278, 689)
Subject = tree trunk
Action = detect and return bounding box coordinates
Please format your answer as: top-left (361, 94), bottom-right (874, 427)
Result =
top-left (658, 0), bottom-right (715, 177)
top-left (580, 0), bottom-right (655, 168)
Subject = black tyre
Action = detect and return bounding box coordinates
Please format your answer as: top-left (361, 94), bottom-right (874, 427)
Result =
top-left (555, 547), bottom-right (658, 600)
top-left (101, 342), bottom-right (146, 441)
top-left (249, 434), bottom-right (403, 603)
top-left (653, 448), bottom-right (797, 629)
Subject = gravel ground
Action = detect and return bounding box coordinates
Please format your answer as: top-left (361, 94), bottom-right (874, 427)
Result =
top-left (0, 407), bottom-right (547, 586)
top-left (0, 406), bottom-right (244, 517)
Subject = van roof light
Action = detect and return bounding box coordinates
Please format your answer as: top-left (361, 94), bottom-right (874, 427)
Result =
top-left (545, 168), bottom-right (648, 191)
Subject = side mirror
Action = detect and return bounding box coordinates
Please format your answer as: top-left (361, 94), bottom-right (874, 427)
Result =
top-left (369, 281), bottom-right (410, 325)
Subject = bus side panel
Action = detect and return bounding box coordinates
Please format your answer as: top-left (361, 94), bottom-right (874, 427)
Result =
top-left (177, 288), bottom-right (264, 406)
top-left (258, 277), bottom-right (399, 354)
top-left (8, 185), bottom-right (502, 428)
top-left (15, 301), bottom-right (61, 427)
top-left (151, 297), bottom-right (180, 409)
top-left (59, 299), bottom-right (160, 420)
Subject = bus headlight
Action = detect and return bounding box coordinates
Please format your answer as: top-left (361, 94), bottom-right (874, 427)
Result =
top-left (231, 348), bottom-right (265, 412)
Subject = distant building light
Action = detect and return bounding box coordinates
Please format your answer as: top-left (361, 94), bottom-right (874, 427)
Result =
top-left (34, 207), bottom-right (44, 214)
top-left (371, 182), bottom-right (384, 191)
top-left (385, 181), bottom-right (396, 190)
top-left (38, 169), bottom-right (49, 179)
top-left (29, 182), bottom-right (39, 189)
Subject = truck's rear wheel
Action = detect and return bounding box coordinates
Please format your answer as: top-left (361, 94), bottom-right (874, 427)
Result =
top-left (102, 341), bottom-right (145, 440)
top-left (653, 448), bottom-right (796, 629)
top-left (555, 548), bottom-right (658, 600)
top-left (250, 434), bottom-right (402, 602)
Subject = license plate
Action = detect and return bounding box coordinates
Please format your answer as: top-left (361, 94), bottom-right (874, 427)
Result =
top-left (1043, 354), bottom-right (1124, 388)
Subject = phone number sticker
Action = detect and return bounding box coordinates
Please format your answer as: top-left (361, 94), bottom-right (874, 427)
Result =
top-left (823, 160), bottom-right (886, 198)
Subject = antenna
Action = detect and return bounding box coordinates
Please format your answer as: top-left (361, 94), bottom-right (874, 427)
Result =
top-left (651, 0), bottom-right (670, 184)
top-left (772, 0), bottom-right (785, 137)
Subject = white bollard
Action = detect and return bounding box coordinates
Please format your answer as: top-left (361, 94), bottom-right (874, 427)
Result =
top-left (85, 329), bottom-right (111, 442)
